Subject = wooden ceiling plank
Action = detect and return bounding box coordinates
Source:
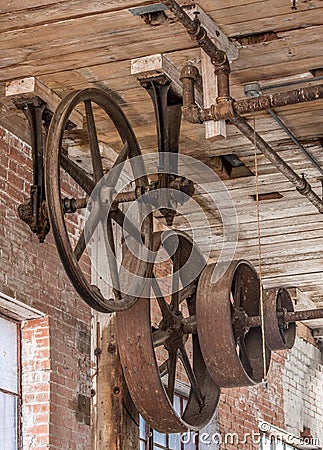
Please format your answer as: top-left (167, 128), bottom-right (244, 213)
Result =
top-left (0, 0), bottom-right (160, 32)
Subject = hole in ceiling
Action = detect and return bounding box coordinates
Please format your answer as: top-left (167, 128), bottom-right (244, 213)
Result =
top-left (234, 31), bottom-right (279, 46)
top-left (215, 154), bottom-right (254, 179)
top-left (251, 192), bottom-right (283, 201)
top-left (310, 68), bottom-right (323, 78)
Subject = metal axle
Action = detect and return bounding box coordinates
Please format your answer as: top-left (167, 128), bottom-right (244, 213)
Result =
top-left (246, 307), bottom-right (323, 328)
top-left (182, 307), bottom-right (323, 335)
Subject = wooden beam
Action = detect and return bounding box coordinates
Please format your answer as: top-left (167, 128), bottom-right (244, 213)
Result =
top-left (312, 328), bottom-right (323, 341)
top-left (201, 48), bottom-right (227, 140)
top-left (131, 53), bottom-right (203, 106)
top-left (5, 76), bottom-right (83, 129)
top-left (93, 314), bottom-right (138, 450)
top-left (184, 4), bottom-right (239, 140)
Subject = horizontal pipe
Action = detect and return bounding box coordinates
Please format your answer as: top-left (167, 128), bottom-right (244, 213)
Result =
top-left (233, 84), bottom-right (323, 115)
top-left (182, 307), bottom-right (323, 334)
top-left (230, 115), bottom-right (323, 214)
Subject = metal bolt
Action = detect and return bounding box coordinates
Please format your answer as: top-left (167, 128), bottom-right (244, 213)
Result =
top-left (108, 343), bottom-right (116, 354)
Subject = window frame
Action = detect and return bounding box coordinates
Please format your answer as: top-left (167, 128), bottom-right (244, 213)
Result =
top-left (139, 392), bottom-right (199, 450)
top-left (0, 313), bottom-right (21, 450)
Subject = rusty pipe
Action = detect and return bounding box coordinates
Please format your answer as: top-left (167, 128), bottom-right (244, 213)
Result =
top-left (230, 115), bottom-right (323, 213)
top-left (180, 65), bottom-right (203, 123)
top-left (246, 308), bottom-right (323, 328)
top-left (162, 0), bottom-right (229, 71)
top-left (182, 306), bottom-right (323, 335)
top-left (182, 83), bottom-right (323, 122)
top-left (233, 84), bottom-right (323, 115)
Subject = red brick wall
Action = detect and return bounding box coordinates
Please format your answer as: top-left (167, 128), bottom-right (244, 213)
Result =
top-left (0, 126), bottom-right (92, 449)
top-left (21, 317), bottom-right (50, 449)
top-left (217, 351), bottom-right (286, 449)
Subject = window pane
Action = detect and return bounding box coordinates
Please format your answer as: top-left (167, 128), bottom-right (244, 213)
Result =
top-left (275, 441), bottom-right (285, 450)
top-left (261, 436), bottom-right (272, 450)
top-left (154, 430), bottom-right (167, 446)
top-left (173, 395), bottom-right (181, 415)
top-left (0, 316), bottom-right (18, 393)
top-left (139, 441), bottom-right (145, 450)
top-left (184, 436), bottom-right (197, 450)
top-left (169, 433), bottom-right (181, 449)
top-left (139, 415), bottom-right (146, 440)
top-left (0, 391), bottom-right (17, 450)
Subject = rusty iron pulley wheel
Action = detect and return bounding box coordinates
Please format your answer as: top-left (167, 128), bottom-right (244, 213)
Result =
top-left (263, 287), bottom-right (296, 351)
top-left (116, 230), bottom-right (220, 433)
top-left (196, 260), bottom-right (271, 388)
top-left (45, 88), bottom-right (153, 312)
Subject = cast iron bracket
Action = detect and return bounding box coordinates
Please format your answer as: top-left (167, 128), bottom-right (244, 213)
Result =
top-left (15, 96), bottom-right (51, 243)
top-left (140, 74), bottom-right (193, 225)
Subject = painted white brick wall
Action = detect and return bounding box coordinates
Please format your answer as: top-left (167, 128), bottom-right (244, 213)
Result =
top-left (282, 335), bottom-right (323, 444)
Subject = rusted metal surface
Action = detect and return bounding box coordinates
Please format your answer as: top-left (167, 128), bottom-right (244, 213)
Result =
top-left (246, 307), bottom-right (323, 328)
top-left (196, 260), bottom-right (271, 388)
top-left (233, 84), bottom-right (323, 115)
top-left (15, 97), bottom-right (50, 242)
top-left (285, 308), bottom-right (323, 323)
top-left (140, 75), bottom-right (183, 225)
top-left (263, 288), bottom-right (296, 351)
top-left (45, 87), bottom-right (153, 313)
top-left (116, 230), bottom-right (220, 433)
top-left (162, 0), bottom-right (228, 71)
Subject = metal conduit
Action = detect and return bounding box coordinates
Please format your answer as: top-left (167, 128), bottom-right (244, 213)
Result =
top-left (267, 108), bottom-right (323, 177)
top-left (231, 115), bottom-right (323, 213)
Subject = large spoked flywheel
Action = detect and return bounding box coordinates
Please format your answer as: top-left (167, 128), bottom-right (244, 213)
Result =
top-left (45, 88), bottom-right (153, 312)
top-left (116, 230), bottom-right (220, 433)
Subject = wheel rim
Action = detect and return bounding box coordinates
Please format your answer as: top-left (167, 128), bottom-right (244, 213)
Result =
top-left (264, 287), bottom-right (296, 350)
top-left (45, 88), bottom-right (153, 312)
top-left (116, 230), bottom-right (220, 433)
top-left (197, 260), bottom-right (271, 388)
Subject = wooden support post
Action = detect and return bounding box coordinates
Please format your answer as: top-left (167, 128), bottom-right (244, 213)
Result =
top-left (93, 314), bottom-right (139, 450)
top-left (185, 4), bottom-right (239, 141)
top-left (201, 48), bottom-right (227, 140)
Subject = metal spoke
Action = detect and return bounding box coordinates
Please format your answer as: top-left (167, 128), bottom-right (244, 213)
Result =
top-left (84, 100), bottom-right (104, 183)
top-left (238, 338), bottom-right (253, 377)
top-left (111, 208), bottom-right (144, 244)
top-left (153, 328), bottom-right (171, 348)
top-left (73, 199), bottom-right (100, 261)
top-left (166, 349), bottom-right (177, 404)
top-left (233, 267), bottom-right (242, 308)
top-left (106, 142), bottom-right (130, 188)
top-left (170, 247), bottom-right (181, 312)
top-left (152, 275), bottom-right (172, 319)
top-left (158, 360), bottom-right (169, 378)
top-left (179, 281), bottom-right (197, 304)
top-left (74, 229), bottom-right (86, 261)
top-left (179, 346), bottom-right (204, 408)
top-left (60, 153), bottom-right (95, 195)
top-left (102, 217), bottom-right (121, 300)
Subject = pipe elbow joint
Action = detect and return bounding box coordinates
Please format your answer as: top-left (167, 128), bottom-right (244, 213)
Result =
top-left (180, 64), bottom-right (200, 82)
